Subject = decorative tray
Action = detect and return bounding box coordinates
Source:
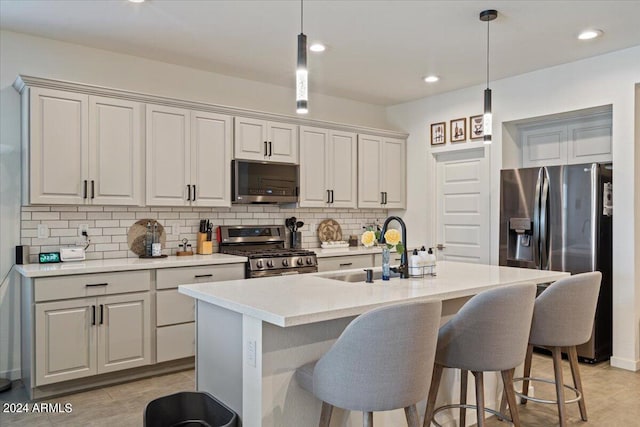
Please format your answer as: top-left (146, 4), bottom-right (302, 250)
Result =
top-left (320, 241), bottom-right (350, 249)
top-left (127, 219), bottom-right (166, 256)
top-left (317, 219), bottom-right (343, 243)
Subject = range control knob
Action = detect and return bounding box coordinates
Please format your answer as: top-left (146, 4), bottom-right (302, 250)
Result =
top-left (306, 257), bottom-right (314, 265)
top-left (282, 259), bottom-right (289, 267)
top-left (267, 260), bottom-right (274, 268)
top-left (296, 258), bottom-right (304, 266)
top-left (256, 260), bottom-right (264, 269)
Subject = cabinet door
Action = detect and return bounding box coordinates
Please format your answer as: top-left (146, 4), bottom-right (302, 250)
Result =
top-left (97, 292), bottom-right (151, 374)
top-left (89, 96), bottom-right (143, 205)
top-left (35, 298), bottom-right (97, 386)
top-left (267, 121), bottom-right (298, 163)
top-left (146, 104), bottom-right (190, 206)
top-left (381, 138), bottom-right (406, 209)
top-left (234, 117), bottom-right (267, 161)
top-left (567, 116), bottom-right (612, 164)
top-left (299, 126), bottom-right (329, 207)
top-left (29, 87), bottom-right (89, 204)
top-left (329, 131), bottom-right (357, 208)
top-left (521, 124), bottom-right (568, 167)
top-left (191, 111), bottom-right (232, 207)
top-left (357, 134), bottom-right (383, 208)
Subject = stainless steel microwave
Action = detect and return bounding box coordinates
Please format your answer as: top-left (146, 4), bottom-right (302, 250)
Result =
top-left (232, 160), bottom-right (299, 204)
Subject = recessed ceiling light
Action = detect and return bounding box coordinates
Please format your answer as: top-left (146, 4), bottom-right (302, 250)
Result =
top-left (423, 75), bottom-right (439, 83)
top-left (309, 43), bottom-right (326, 53)
top-left (578, 29), bottom-right (603, 40)
top-left (128, 0), bottom-right (145, 3)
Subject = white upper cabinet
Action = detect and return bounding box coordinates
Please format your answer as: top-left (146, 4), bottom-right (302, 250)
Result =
top-left (28, 88), bottom-right (143, 205)
top-left (358, 134), bottom-right (406, 209)
top-left (89, 96), bottom-right (143, 205)
top-left (234, 117), bottom-right (298, 163)
top-left (147, 104), bottom-right (232, 207)
top-left (29, 87), bottom-right (89, 204)
top-left (521, 113), bottom-right (612, 167)
top-left (299, 126), bottom-right (357, 208)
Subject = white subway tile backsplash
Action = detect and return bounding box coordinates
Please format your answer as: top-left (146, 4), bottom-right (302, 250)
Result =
top-left (40, 220), bottom-right (69, 228)
top-left (103, 227), bottom-right (126, 235)
top-left (22, 206), bottom-right (51, 212)
top-left (31, 237), bottom-right (60, 246)
top-left (32, 212), bottom-right (60, 220)
top-left (78, 206), bottom-right (104, 212)
top-left (87, 212), bottom-right (112, 220)
top-left (94, 243), bottom-right (120, 252)
top-left (54, 206), bottom-right (79, 212)
top-left (95, 220), bottom-right (119, 228)
top-left (61, 212), bottom-right (88, 220)
top-left (113, 212), bottom-right (136, 220)
top-left (51, 229), bottom-right (79, 237)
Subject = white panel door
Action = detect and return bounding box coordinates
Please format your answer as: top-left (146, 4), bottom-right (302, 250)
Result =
top-left (234, 117), bottom-right (267, 161)
top-left (89, 96), bottom-right (142, 205)
top-left (35, 298), bottom-right (97, 386)
top-left (357, 134), bottom-right (383, 208)
top-left (146, 104), bottom-right (190, 206)
top-left (435, 148), bottom-right (490, 264)
top-left (97, 292), bottom-right (151, 374)
top-left (329, 131), bottom-right (357, 208)
top-left (567, 116), bottom-right (612, 164)
top-left (29, 87), bottom-right (89, 204)
top-left (267, 121), bottom-right (298, 164)
top-left (522, 124), bottom-right (568, 167)
top-left (191, 111), bottom-right (232, 207)
top-left (381, 137), bottom-right (406, 209)
top-left (299, 126), bottom-right (329, 207)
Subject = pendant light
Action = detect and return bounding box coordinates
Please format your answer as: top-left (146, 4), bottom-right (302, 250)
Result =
top-left (480, 9), bottom-right (497, 144)
top-left (296, 0), bottom-right (308, 114)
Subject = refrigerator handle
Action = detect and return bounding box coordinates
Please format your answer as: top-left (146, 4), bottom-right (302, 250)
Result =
top-left (540, 167), bottom-right (550, 270)
top-left (533, 168), bottom-right (543, 268)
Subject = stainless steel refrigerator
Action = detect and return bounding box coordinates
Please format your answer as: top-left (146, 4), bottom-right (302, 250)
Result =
top-left (499, 163), bottom-right (612, 362)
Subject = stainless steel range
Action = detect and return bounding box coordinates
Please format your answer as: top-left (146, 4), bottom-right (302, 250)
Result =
top-left (218, 225), bottom-right (317, 278)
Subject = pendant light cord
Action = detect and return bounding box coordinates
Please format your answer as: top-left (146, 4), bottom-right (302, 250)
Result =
top-left (300, 0), bottom-right (304, 33)
top-left (486, 18), bottom-right (490, 89)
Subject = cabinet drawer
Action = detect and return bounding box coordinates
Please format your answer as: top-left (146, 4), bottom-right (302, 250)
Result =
top-left (157, 289), bottom-right (195, 326)
top-left (34, 270), bottom-right (151, 302)
top-left (157, 323), bottom-right (195, 363)
top-left (317, 254), bottom-right (374, 272)
top-left (156, 263), bottom-right (244, 289)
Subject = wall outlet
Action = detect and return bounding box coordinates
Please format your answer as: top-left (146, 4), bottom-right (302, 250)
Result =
top-left (78, 224), bottom-right (89, 235)
top-left (246, 340), bottom-right (257, 368)
top-left (37, 224), bottom-right (49, 239)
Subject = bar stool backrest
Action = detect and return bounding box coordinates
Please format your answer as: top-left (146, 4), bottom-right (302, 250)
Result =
top-left (313, 300), bottom-right (442, 412)
top-left (529, 272), bottom-right (602, 347)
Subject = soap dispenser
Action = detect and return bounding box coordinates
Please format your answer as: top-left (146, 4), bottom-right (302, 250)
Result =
top-left (426, 247), bottom-right (437, 276)
top-left (409, 249), bottom-right (422, 277)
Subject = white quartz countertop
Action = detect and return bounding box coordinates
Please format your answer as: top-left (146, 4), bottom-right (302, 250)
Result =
top-left (311, 246), bottom-right (382, 257)
top-left (179, 261), bottom-right (568, 327)
top-left (15, 254), bottom-right (247, 278)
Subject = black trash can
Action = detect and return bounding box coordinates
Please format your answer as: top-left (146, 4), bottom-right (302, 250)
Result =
top-left (144, 391), bottom-right (237, 427)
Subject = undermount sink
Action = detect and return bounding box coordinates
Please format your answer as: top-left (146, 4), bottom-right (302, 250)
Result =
top-left (323, 270), bottom-right (401, 283)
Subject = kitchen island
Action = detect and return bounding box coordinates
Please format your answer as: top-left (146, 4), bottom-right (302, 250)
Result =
top-left (179, 261), bottom-right (568, 427)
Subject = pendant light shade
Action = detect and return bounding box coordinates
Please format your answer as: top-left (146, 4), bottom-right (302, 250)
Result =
top-left (296, 0), bottom-right (308, 114)
top-left (480, 9), bottom-right (497, 144)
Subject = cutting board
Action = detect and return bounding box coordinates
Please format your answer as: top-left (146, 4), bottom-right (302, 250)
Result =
top-left (317, 219), bottom-right (343, 242)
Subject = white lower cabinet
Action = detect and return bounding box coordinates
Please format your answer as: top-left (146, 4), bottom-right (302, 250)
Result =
top-left (35, 291), bottom-right (151, 386)
top-left (317, 254), bottom-right (377, 272)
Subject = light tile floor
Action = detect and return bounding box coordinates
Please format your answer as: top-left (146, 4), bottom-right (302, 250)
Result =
top-left (1, 354), bottom-right (638, 426)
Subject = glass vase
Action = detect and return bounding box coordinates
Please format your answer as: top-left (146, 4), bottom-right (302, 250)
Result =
top-left (382, 247), bottom-right (391, 280)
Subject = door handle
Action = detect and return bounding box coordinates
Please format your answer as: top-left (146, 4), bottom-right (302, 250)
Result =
top-left (91, 305), bottom-right (96, 326)
top-left (91, 180), bottom-right (95, 199)
top-left (186, 184), bottom-right (191, 201)
top-left (264, 141), bottom-right (268, 156)
top-left (268, 141), bottom-right (272, 157)
top-left (436, 244), bottom-right (446, 251)
top-left (83, 180), bottom-right (88, 199)
top-left (193, 185), bottom-right (197, 201)
top-left (99, 304), bottom-right (104, 325)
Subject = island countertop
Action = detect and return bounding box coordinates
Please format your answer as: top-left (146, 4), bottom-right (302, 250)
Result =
top-left (179, 261), bottom-right (568, 327)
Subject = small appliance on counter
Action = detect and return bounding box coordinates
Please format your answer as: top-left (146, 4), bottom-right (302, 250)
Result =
top-left (60, 246), bottom-right (86, 262)
top-left (15, 245), bottom-right (29, 265)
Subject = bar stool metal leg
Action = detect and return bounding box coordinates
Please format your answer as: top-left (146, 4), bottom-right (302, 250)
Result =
top-left (568, 346), bottom-right (588, 421)
top-left (405, 404), bottom-right (420, 427)
top-left (319, 402), bottom-right (333, 427)
top-left (473, 371), bottom-right (485, 427)
top-left (501, 368), bottom-right (521, 427)
top-left (551, 347), bottom-right (567, 427)
top-left (423, 363), bottom-right (444, 427)
top-left (460, 369), bottom-right (468, 427)
top-left (363, 411), bottom-right (373, 427)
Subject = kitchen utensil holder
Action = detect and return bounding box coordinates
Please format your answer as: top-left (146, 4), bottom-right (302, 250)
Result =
top-left (290, 231), bottom-right (302, 249)
top-left (197, 233), bottom-right (213, 255)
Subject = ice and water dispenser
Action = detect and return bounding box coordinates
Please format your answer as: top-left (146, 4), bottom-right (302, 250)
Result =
top-left (508, 218), bottom-right (533, 262)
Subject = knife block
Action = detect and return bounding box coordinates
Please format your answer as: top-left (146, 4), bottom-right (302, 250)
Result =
top-left (197, 233), bottom-right (213, 255)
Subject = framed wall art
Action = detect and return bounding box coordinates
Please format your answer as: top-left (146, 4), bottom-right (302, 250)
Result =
top-left (469, 115), bottom-right (484, 139)
top-left (430, 122), bottom-right (446, 145)
top-left (450, 118), bottom-right (467, 142)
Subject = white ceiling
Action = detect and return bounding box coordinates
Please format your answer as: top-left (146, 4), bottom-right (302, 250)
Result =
top-left (1, 1), bottom-right (639, 106)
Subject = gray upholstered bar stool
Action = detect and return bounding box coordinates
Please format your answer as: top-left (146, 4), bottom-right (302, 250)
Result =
top-left (502, 272), bottom-right (602, 427)
top-left (295, 300), bottom-right (442, 427)
top-left (423, 283), bottom-right (537, 427)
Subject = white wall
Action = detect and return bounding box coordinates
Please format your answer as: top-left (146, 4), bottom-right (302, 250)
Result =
top-left (386, 45), bottom-right (640, 370)
top-left (0, 29), bottom-right (391, 379)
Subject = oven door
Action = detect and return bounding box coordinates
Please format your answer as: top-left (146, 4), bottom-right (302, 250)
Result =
top-left (249, 266), bottom-right (318, 278)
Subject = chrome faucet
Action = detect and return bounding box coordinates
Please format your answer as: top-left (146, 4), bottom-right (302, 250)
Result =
top-left (379, 216), bottom-right (408, 279)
